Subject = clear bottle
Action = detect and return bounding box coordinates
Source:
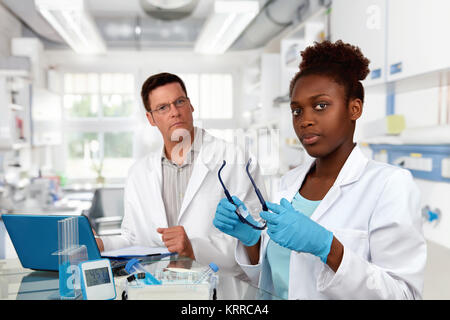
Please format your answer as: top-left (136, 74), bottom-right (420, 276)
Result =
top-left (194, 262), bottom-right (219, 284)
top-left (125, 258), bottom-right (161, 285)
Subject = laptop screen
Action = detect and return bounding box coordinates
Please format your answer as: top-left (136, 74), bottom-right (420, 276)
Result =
top-left (2, 214), bottom-right (101, 271)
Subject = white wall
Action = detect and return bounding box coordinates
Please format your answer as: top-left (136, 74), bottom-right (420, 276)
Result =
top-left (354, 86), bottom-right (387, 141)
top-left (394, 72), bottom-right (449, 128)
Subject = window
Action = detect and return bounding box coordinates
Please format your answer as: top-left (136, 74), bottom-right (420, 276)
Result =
top-left (102, 132), bottom-right (134, 178)
top-left (66, 132), bottom-right (99, 180)
top-left (63, 73), bottom-right (136, 182)
top-left (205, 129), bottom-right (235, 143)
top-left (179, 73), bottom-right (233, 119)
top-left (64, 73), bottom-right (134, 118)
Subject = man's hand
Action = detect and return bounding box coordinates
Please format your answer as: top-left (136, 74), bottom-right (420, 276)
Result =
top-left (157, 226), bottom-right (195, 260)
top-left (92, 228), bottom-right (104, 252)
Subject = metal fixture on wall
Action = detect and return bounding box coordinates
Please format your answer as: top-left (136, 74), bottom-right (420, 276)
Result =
top-left (230, 0), bottom-right (326, 51)
top-left (194, 1), bottom-right (260, 54)
top-left (95, 15), bottom-right (204, 49)
top-left (2, 0), bottom-right (65, 44)
top-left (422, 205), bottom-right (441, 227)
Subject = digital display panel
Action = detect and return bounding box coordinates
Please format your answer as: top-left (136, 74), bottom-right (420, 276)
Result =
top-left (84, 267), bottom-right (111, 287)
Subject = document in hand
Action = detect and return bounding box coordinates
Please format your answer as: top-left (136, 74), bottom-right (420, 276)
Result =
top-left (101, 246), bottom-right (172, 259)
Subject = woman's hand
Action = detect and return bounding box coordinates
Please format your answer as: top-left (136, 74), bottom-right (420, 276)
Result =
top-left (260, 198), bottom-right (334, 264)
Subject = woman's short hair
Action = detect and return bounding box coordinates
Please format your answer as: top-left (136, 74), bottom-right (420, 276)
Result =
top-left (289, 40), bottom-right (370, 104)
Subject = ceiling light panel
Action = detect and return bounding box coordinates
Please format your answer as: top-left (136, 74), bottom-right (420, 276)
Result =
top-left (35, 0), bottom-right (106, 54)
top-left (194, 0), bottom-right (259, 54)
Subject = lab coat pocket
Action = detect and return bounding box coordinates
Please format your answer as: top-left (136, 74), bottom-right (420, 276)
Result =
top-left (331, 228), bottom-right (369, 260)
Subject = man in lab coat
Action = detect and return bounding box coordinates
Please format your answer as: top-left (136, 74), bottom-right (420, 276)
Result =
top-left (95, 72), bottom-right (267, 275)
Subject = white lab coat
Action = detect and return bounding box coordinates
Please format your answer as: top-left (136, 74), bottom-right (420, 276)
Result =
top-left (101, 129), bottom-right (267, 276)
top-left (236, 145), bottom-right (427, 299)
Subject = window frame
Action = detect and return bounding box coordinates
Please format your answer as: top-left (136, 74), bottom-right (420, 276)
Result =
top-left (61, 71), bottom-right (140, 184)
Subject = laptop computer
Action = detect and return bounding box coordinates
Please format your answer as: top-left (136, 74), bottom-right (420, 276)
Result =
top-left (2, 214), bottom-right (103, 272)
top-left (2, 213), bottom-right (174, 276)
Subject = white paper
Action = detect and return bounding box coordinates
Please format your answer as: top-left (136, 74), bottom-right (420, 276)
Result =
top-left (101, 245), bottom-right (170, 258)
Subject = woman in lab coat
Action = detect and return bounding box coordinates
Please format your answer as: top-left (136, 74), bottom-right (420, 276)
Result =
top-left (213, 40), bottom-right (427, 299)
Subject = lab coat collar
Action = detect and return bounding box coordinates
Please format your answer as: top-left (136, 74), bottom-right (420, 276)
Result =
top-left (143, 127), bottom-right (208, 228)
top-left (160, 126), bottom-right (202, 165)
top-left (279, 144), bottom-right (368, 222)
top-left (279, 156), bottom-right (315, 205)
top-left (312, 144), bottom-right (368, 221)
top-left (145, 153), bottom-right (167, 228)
top-left (178, 129), bottom-right (221, 222)
top-left (146, 127), bottom-right (204, 169)
top-left (333, 144), bottom-right (369, 187)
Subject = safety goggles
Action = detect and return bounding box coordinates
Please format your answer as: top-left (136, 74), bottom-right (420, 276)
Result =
top-left (218, 159), bottom-right (267, 230)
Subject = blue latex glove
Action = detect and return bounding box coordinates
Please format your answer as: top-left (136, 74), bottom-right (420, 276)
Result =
top-left (213, 196), bottom-right (261, 247)
top-left (260, 198), bottom-right (334, 263)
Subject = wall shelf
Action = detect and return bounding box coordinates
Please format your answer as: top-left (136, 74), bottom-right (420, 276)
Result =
top-left (369, 144), bottom-right (450, 183)
top-left (9, 103), bottom-right (23, 111)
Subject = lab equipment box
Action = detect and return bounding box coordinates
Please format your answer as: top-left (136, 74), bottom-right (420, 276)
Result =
top-left (121, 265), bottom-right (218, 300)
top-left (124, 282), bottom-right (212, 300)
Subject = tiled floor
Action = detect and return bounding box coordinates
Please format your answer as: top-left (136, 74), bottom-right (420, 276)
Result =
top-left (423, 240), bottom-right (450, 300)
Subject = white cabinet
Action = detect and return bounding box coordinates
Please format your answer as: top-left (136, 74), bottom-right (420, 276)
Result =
top-left (260, 53), bottom-right (281, 122)
top-left (331, 0), bottom-right (387, 86)
top-left (11, 38), bottom-right (46, 88)
top-left (32, 87), bottom-right (62, 146)
top-left (387, 0), bottom-right (450, 81)
top-left (331, 0), bottom-right (450, 83)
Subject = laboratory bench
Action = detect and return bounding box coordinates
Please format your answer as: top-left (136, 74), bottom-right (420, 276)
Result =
top-left (0, 189), bottom-right (94, 217)
top-left (3, 242), bottom-right (449, 300)
top-left (0, 256), bottom-right (281, 300)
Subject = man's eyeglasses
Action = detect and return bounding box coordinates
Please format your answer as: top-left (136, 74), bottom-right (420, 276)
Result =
top-left (149, 96), bottom-right (190, 115)
top-left (218, 159), bottom-right (267, 230)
